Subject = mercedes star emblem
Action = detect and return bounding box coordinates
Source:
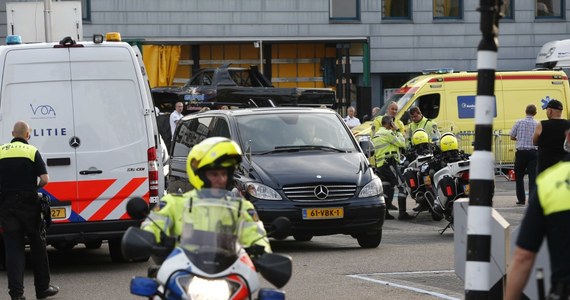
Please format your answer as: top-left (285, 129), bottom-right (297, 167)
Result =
top-left (69, 136), bottom-right (81, 148)
top-left (314, 185), bottom-right (329, 200)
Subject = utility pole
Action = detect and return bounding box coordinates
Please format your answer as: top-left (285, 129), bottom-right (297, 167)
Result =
top-left (44, 0), bottom-right (53, 42)
top-left (464, 1), bottom-right (502, 299)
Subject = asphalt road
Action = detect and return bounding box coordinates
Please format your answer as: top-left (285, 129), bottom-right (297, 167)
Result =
top-left (0, 176), bottom-right (525, 300)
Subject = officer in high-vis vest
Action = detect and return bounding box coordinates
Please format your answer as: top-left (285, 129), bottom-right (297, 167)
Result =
top-left (142, 137), bottom-right (271, 256)
top-left (408, 106), bottom-right (440, 143)
top-left (0, 121), bottom-right (59, 300)
top-left (372, 116), bottom-right (414, 221)
top-left (506, 127), bottom-right (570, 300)
top-left (371, 101), bottom-right (406, 137)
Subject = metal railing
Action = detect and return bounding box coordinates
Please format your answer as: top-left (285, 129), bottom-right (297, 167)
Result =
top-left (456, 131), bottom-right (516, 178)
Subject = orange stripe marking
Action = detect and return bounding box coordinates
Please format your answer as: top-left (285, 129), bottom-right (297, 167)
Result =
top-left (89, 177), bottom-right (147, 221)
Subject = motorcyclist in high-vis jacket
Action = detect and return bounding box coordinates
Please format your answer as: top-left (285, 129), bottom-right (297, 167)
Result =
top-left (142, 137), bottom-right (271, 254)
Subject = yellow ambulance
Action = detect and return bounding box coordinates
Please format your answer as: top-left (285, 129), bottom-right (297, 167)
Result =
top-left (355, 69), bottom-right (570, 165)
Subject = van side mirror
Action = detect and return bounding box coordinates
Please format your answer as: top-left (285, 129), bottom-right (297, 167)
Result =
top-left (359, 140), bottom-right (374, 157)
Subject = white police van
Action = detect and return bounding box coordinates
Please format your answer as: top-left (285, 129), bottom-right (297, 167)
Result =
top-left (0, 34), bottom-right (164, 262)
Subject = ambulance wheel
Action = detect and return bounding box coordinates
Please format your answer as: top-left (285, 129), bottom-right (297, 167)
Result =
top-left (293, 234), bottom-right (312, 242)
top-left (356, 230), bottom-right (382, 248)
top-left (108, 238), bottom-right (126, 263)
top-left (84, 240), bottom-right (103, 249)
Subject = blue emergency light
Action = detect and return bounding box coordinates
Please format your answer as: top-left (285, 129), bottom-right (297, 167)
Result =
top-left (6, 35), bottom-right (22, 45)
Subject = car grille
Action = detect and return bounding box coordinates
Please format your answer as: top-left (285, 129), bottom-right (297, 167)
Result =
top-left (282, 184), bottom-right (357, 202)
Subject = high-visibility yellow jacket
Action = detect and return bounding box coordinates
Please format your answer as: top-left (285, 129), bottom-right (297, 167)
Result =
top-left (371, 115), bottom-right (406, 137)
top-left (142, 189), bottom-right (271, 253)
top-left (408, 117), bottom-right (440, 142)
top-left (372, 127), bottom-right (406, 168)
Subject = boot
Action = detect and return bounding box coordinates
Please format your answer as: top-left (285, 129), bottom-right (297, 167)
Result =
top-left (397, 196), bottom-right (414, 220)
top-left (385, 211), bottom-right (395, 220)
top-left (413, 202), bottom-right (427, 212)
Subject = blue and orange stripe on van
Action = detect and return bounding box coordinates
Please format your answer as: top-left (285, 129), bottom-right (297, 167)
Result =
top-left (42, 177), bottom-right (149, 223)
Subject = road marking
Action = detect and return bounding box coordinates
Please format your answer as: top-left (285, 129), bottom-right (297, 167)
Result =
top-left (348, 270), bottom-right (460, 300)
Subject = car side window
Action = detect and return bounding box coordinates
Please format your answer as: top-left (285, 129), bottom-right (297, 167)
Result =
top-left (209, 117), bottom-right (231, 138)
top-left (414, 94), bottom-right (441, 119)
top-left (172, 117), bottom-right (213, 157)
top-left (202, 71), bottom-right (213, 85)
top-left (189, 73), bottom-right (202, 86)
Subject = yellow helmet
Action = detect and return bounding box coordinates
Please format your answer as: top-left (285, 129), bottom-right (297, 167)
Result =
top-left (412, 129), bottom-right (430, 146)
top-left (186, 137), bottom-right (242, 190)
top-left (439, 132), bottom-right (458, 152)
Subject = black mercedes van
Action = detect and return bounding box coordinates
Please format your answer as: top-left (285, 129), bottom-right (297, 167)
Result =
top-left (168, 107), bottom-right (386, 248)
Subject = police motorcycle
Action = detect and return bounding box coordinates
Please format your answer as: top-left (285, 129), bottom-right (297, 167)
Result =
top-left (121, 188), bottom-right (293, 300)
top-left (430, 133), bottom-right (470, 234)
top-left (402, 129), bottom-right (442, 221)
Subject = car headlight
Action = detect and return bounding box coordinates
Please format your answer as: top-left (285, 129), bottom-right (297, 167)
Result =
top-left (359, 176), bottom-right (383, 199)
top-left (246, 182), bottom-right (282, 200)
top-left (186, 276), bottom-right (232, 300)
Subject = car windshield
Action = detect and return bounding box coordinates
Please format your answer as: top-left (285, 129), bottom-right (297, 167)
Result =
top-left (235, 112), bottom-right (358, 154)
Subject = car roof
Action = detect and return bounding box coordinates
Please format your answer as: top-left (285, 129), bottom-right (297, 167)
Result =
top-left (180, 107), bottom-right (337, 121)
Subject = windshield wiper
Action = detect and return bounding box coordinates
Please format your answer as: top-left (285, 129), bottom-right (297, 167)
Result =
top-left (257, 145), bottom-right (349, 155)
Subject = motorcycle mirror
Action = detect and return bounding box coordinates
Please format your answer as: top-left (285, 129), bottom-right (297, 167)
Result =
top-left (121, 227), bottom-right (155, 261)
top-left (256, 253), bottom-right (293, 289)
top-left (268, 217), bottom-right (291, 240)
top-left (126, 197), bottom-right (150, 220)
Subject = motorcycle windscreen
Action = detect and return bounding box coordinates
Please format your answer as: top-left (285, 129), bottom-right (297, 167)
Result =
top-left (180, 189), bottom-right (242, 274)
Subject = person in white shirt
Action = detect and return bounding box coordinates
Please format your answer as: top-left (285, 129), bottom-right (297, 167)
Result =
top-left (344, 106), bottom-right (361, 129)
top-left (169, 102), bottom-right (184, 136)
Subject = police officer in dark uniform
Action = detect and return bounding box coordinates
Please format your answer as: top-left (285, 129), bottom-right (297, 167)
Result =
top-left (506, 127), bottom-right (570, 300)
top-left (0, 121), bottom-right (59, 300)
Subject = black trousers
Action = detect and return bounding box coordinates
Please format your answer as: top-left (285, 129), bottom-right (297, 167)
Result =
top-left (0, 191), bottom-right (51, 298)
top-left (376, 159), bottom-right (407, 213)
top-left (514, 149), bottom-right (537, 203)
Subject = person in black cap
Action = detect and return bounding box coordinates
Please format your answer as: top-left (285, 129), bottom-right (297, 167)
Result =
top-left (533, 99), bottom-right (570, 174)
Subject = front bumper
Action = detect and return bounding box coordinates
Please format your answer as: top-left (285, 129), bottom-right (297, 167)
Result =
top-left (254, 196), bottom-right (385, 236)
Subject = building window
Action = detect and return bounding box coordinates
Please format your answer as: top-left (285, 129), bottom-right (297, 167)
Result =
top-left (330, 0), bottom-right (360, 21)
top-left (433, 0), bottom-right (462, 19)
top-left (502, 0), bottom-right (513, 19)
top-left (81, 0), bottom-right (91, 22)
top-left (536, 0), bottom-right (563, 18)
top-left (382, 0), bottom-right (411, 19)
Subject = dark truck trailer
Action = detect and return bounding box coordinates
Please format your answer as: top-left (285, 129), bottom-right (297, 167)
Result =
top-left (151, 64), bottom-right (337, 114)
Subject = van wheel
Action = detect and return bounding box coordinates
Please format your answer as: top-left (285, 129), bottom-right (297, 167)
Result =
top-left (52, 241), bottom-right (76, 252)
top-left (293, 234), bottom-right (312, 242)
top-left (84, 240), bottom-right (103, 249)
top-left (108, 238), bottom-right (126, 263)
top-left (356, 231), bottom-right (382, 248)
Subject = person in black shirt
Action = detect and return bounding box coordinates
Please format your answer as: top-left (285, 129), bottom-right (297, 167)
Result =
top-left (533, 99), bottom-right (570, 174)
top-left (0, 121), bottom-right (59, 300)
top-left (506, 129), bottom-right (570, 300)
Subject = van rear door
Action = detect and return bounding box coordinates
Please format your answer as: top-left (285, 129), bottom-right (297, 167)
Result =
top-left (68, 46), bottom-right (150, 222)
top-left (0, 47), bottom-right (79, 213)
